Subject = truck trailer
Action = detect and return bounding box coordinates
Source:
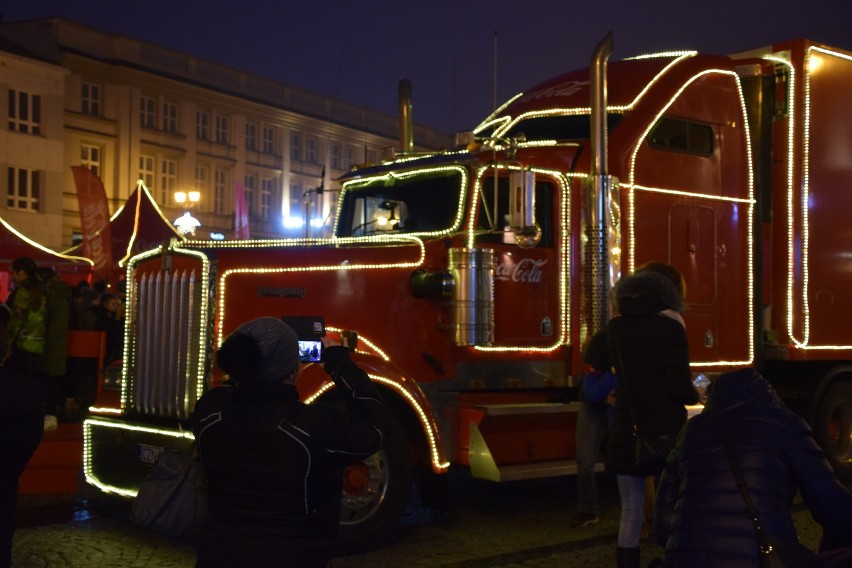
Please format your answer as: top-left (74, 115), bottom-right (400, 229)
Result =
top-left (83, 35), bottom-right (852, 548)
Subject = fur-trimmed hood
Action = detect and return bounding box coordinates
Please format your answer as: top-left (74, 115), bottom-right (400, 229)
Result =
top-left (612, 270), bottom-right (685, 317)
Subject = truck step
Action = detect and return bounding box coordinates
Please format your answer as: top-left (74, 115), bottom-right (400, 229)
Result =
top-left (476, 401), bottom-right (581, 416)
top-left (482, 460), bottom-right (605, 483)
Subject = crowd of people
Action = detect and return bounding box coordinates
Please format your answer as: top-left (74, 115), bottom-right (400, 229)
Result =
top-left (2, 257), bottom-right (126, 430)
top-left (572, 261), bottom-right (852, 567)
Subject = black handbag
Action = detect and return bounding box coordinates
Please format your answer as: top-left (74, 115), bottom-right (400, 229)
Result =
top-left (713, 418), bottom-right (820, 568)
top-left (612, 339), bottom-right (676, 475)
top-left (633, 431), bottom-right (676, 475)
top-left (131, 450), bottom-right (207, 540)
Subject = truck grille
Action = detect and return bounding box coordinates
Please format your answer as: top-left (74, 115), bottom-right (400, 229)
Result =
top-left (129, 268), bottom-right (204, 420)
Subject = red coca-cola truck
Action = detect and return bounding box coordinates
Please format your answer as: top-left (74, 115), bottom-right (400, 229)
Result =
top-left (83, 35), bottom-right (852, 548)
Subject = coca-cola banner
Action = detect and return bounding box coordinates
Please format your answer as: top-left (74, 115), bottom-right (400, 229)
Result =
top-left (71, 166), bottom-right (113, 282)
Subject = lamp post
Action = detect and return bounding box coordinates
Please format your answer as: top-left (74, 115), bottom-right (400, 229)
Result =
top-left (173, 190), bottom-right (201, 236)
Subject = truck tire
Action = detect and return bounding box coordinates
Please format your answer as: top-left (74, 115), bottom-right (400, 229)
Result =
top-left (336, 423), bottom-right (412, 553)
top-left (815, 381), bottom-right (852, 482)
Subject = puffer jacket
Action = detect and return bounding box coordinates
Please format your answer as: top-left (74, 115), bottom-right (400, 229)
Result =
top-left (605, 270), bottom-right (698, 475)
top-left (191, 346), bottom-right (393, 568)
top-left (655, 368), bottom-right (852, 567)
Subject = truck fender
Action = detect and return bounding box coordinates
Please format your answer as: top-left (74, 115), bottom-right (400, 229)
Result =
top-left (295, 353), bottom-right (450, 475)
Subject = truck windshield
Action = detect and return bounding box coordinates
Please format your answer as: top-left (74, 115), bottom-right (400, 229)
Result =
top-left (335, 169), bottom-right (465, 237)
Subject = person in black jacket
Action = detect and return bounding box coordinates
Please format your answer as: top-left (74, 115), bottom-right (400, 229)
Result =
top-left (0, 322), bottom-right (44, 568)
top-left (655, 367), bottom-right (852, 566)
top-left (605, 264), bottom-right (701, 568)
top-left (191, 317), bottom-right (393, 568)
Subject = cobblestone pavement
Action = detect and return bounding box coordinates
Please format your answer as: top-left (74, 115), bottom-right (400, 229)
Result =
top-left (12, 471), bottom-right (823, 567)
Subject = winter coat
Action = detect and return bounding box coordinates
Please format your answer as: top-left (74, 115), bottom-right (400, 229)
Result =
top-left (655, 368), bottom-right (852, 567)
top-left (0, 363), bottom-right (44, 482)
top-left (191, 346), bottom-right (393, 568)
top-left (605, 270), bottom-right (698, 475)
top-left (38, 278), bottom-right (71, 377)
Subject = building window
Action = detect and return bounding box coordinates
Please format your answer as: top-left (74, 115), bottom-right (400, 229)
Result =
top-left (138, 155), bottom-right (155, 188)
top-left (195, 165), bottom-right (209, 207)
top-left (196, 110), bottom-right (209, 140)
top-left (290, 132), bottom-right (302, 162)
top-left (80, 144), bottom-right (102, 177)
top-left (260, 178), bottom-right (274, 219)
top-left (366, 148), bottom-right (377, 164)
top-left (305, 135), bottom-right (317, 164)
top-left (214, 168), bottom-right (227, 214)
top-left (215, 115), bottom-right (230, 145)
top-left (140, 96), bottom-right (156, 129)
top-left (82, 82), bottom-right (101, 117)
top-left (160, 158), bottom-right (177, 204)
top-left (6, 168), bottom-right (40, 211)
top-left (162, 101), bottom-right (179, 133)
top-left (8, 90), bottom-right (41, 135)
top-left (262, 126), bottom-right (275, 154)
top-left (344, 145), bottom-right (355, 168)
top-left (244, 174), bottom-right (255, 217)
top-left (289, 181), bottom-right (302, 216)
top-left (245, 122), bottom-right (257, 151)
top-left (330, 142), bottom-right (341, 169)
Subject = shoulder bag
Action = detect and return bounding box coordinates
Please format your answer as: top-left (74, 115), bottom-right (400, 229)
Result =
top-left (713, 417), bottom-right (820, 568)
top-left (611, 337), bottom-right (675, 475)
top-left (131, 449), bottom-right (207, 540)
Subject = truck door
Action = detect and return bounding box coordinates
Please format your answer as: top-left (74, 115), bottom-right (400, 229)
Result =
top-left (473, 171), bottom-right (565, 347)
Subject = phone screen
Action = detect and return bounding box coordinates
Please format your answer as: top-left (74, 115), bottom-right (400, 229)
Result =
top-left (298, 340), bottom-right (322, 362)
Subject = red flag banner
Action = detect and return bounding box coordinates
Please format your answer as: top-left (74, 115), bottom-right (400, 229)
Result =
top-left (71, 166), bottom-right (113, 281)
top-left (234, 183), bottom-right (250, 240)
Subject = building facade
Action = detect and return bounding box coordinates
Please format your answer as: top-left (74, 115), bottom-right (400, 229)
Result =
top-left (0, 18), bottom-right (450, 249)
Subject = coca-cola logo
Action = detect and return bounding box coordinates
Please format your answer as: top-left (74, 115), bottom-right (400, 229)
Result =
top-left (494, 258), bottom-right (547, 283)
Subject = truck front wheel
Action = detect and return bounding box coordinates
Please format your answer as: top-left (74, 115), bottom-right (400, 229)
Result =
top-left (816, 381), bottom-right (852, 482)
top-left (336, 424), bottom-right (412, 553)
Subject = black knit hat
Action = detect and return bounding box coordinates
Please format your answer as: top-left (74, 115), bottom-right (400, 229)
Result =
top-left (216, 317), bottom-right (299, 382)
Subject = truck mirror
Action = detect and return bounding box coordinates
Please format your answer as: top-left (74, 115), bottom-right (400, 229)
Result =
top-left (509, 169), bottom-right (542, 248)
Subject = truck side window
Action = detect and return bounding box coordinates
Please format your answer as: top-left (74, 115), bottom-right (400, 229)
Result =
top-left (648, 117), bottom-right (714, 155)
top-left (475, 177), bottom-right (553, 247)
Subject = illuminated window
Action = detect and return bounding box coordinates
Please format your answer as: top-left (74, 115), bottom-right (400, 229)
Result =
top-left (6, 167), bottom-right (40, 211)
top-left (82, 82), bottom-right (101, 117)
top-left (262, 126), bottom-right (275, 153)
top-left (160, 159), bottom-right (177, 204)
top-left (140, 96), bottom-right (156, 129)
top-left (138, 155), bottom-right (155, 188)
top-left (80, 144), bottom-right (102, 177)
top-left (162, 101), bottom-right (178, 133)
top-left (196, 110), bottom-right (209, 140)
top-left (649, 117), bottom-right (714, 155)
top-left (8, 90), bottom-right (41, 135)
top-left (245, 122), bottom-right (257, 151)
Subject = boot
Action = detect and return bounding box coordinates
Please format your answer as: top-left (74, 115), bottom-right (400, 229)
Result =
top-left (616, 547), bottom-right (640, 568)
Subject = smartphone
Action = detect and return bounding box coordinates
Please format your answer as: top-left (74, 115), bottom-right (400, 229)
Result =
top-left (297, 340), bottom-right (322, 363)
top-left (282, 316), bottom-right (325, 362)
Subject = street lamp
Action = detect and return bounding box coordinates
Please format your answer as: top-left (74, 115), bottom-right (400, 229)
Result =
top-left (173, 190), bottom-right (201, 236)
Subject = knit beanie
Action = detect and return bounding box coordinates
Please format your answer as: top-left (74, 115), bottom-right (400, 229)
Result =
top-left (216, 317), bottom-right (299, 383)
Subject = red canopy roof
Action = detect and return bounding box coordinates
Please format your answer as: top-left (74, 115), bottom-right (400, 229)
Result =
top-left (64, 181), bottom-right (185, 276)
top-left (0, 216), bottom-right (92, 275)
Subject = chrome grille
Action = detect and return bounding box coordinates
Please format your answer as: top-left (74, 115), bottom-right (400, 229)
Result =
top-left (130, 268), bottom-right (203, 420)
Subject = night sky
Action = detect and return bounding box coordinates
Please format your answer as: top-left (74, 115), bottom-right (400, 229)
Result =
top-left (4, 1), bottom-right (852, 134)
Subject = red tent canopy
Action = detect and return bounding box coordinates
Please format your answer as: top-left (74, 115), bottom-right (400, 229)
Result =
top-left (0, 215), bottom-right (93, 300)
top-left (64, 181), bottom-right (185, 281)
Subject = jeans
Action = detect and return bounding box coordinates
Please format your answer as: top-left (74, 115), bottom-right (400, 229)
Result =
top-left (575, 403), bottom-right (609, 515)
top-left (617, 474), bottom-right (646, 547)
